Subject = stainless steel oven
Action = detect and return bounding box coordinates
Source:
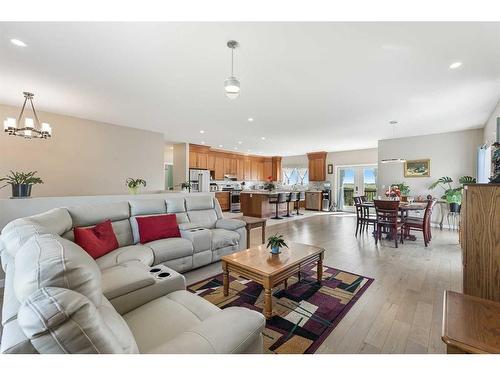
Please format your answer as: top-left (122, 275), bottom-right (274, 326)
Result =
top-left (223, 188), bottom-right (241, 212)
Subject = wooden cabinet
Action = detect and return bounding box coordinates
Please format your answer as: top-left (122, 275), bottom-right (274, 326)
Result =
top-left (307, 152), bottom-right (327, 181)
top-left (271, 156), bottom-right (282, 181)
top-left (237, 159), bottom-right (244, 181)
top-left (215, 192), bottom-right (230, 211)
top-left (263, 159), bottom-right (272, 181)
top-left (214, 156), bottom-right (224, 180)
top-left (461, 184), bottom-right (500, 302)
top-left (305, 191), bottom-right (323, 210)
top-left (244, 158), bottom-right (252, 180)
top-left (208, 154), bottom-right (216, 171)
top-left (189, 144), bottom-right (210, 169)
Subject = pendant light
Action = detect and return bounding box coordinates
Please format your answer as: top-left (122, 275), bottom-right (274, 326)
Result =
top-left (224, 40), bottom-right (240, 100)
top-left (381, 121), bottom-right (406, 163)
top-left (3, 92), bottom-right (52, 139)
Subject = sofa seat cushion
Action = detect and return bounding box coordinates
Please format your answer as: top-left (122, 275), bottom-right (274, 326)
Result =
top-left (211, 229), bottom-right (239, 250)
top-left (96, 244), bottom-right (154, 270)
top-left (123, 290), bottom-right (220, 353)
top-left (145, 238), bottom-right (193, 264)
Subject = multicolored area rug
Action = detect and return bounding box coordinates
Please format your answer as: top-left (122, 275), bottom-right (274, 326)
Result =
top-left (188, 264), bottom-right (373, 354)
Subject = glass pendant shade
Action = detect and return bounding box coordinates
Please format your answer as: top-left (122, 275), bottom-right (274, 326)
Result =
top-left (224, 76), bottom-right (240, 99)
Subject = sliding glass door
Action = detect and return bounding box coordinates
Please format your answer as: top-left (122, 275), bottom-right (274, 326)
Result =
top-left (337, 165), bottom-right (377, 211)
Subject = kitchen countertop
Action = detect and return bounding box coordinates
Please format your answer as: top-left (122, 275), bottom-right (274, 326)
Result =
top-left (240, 190), bottom-right (322, 195)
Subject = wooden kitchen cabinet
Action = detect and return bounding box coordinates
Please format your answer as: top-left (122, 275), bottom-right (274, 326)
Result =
top-left (271, 156), bottom-right (282, 181)
top-left (189, 144), bottom-right (210, 169)
top-left (237, 159), bottom-right (244, 180)
top-left (214, 156), bottom-right (224, 180)
top-left (215, 192), bottom-right (230, 211)
top-left (461, 184), bottom-right (500, 302)
top-left (305, 191), bottom-right (323, 210)
top-left (263, 159), bottom-right (272, 180)
top-left (307, 152), bottom-right (327, 181)
top-left (244, 158), bottom-right (252, 180)
top-left (208, 154), bottom-right (216, 171)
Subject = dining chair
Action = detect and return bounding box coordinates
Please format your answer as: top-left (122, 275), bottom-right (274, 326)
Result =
top-left (354, 196), bottom-right (376, 236)
top-left (404, 199), bottom-right (437, 247)
top-left (373, 199), bottom-right (405, 248)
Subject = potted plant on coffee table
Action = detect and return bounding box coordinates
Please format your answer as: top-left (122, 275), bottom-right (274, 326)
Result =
top-left (0, 170), bottom-right (44, 198)
top-left (126, 178), bottom-right (147, 195)
top-left (267, 233), bottom-right (288, 255)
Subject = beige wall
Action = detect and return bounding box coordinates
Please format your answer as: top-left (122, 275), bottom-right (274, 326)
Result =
top-left (483, 100), bottom-right (500, 145)
top-left (377, 128), bottom-right (483, 198)
top-left (0, 104), bottom-right (165, 198)
top-left (172, 143), bottom-right (189, 190)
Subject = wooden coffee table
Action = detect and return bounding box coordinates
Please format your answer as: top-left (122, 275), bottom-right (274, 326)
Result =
top-left (221, 242), bottom-right (325, 319)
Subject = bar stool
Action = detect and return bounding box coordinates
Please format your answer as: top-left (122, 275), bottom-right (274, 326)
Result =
top-left (294, 191), bottom-right (305, 215)
top-left (285, 192), bottom-right (297, 217)
top-left (269, 192), bottom-right (287, 220)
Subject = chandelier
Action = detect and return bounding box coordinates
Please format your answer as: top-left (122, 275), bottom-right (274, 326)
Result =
top-left (224, 40), bottom-right (240, 100)
top-left (3, 92), bottom-right (52, 139)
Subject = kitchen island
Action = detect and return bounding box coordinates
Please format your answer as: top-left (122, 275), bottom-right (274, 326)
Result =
top-left (240, 190), bottom-right (300, 218)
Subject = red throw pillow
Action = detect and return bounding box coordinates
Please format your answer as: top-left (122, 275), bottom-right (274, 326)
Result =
top-left (74, 220), bottom-right (119, 259)
top-left (136, 214), bottom-right (180, 244)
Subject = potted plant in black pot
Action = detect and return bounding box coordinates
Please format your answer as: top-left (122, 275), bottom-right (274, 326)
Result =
top-left (0, 170), bottom-right (44, 198)
top-left (428, 176), bottom-right (476, 213)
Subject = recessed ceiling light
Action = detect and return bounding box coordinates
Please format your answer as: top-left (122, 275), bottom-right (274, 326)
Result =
top-left (201, 141), bottom-right (205, 145)
top-left (218, 144), bottom-right (223, 148)
top-left (449, 62), bottom-right (462, 69)
top-left (234, 147), bottom-right (238, 150)
top-left (248, 118), bottom-right (254, 122)
top-left (261, 137), bottom-right (266, 140)
top-left (199, 130), bottom-right (205, 134)
top-left (237, 141), bottom-right (242, 144)
top-left (10, 39), bottom-right (27, 47)
top-left (169, 146), bottom-right (174, 150)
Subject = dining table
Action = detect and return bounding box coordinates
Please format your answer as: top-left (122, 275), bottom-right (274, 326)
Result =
top-left (360, 200), bottom-right (428, 241)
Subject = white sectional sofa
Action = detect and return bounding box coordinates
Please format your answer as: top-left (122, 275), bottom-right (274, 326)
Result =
top-left (0, 194), bottom-right (265, 354)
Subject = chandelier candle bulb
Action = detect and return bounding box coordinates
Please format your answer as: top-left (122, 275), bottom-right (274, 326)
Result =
top-left (41, 123), bottom-right (51, 133)
top-left (25, 118), bottom-right (34, 129)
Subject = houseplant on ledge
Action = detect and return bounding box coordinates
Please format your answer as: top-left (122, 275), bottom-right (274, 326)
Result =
top-left (267, 233), bottom-right (288, 255)
top-left (126, 178), bottom-right (146, 195)
top-left (0, 170), bottom-right (44, 198)
top-left (428, 176), bottom-right (476, 213)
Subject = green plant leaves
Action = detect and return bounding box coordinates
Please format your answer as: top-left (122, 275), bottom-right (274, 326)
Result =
top-left (0, 170), bottom-right (43, 185)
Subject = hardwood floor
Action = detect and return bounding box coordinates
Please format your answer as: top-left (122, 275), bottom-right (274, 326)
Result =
top-left (185, 213), bottom-right (462, 354)
top-left (0, 213), bottom-right (461, 353)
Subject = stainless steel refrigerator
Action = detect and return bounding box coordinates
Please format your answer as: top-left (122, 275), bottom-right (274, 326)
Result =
top-left (189, 169), bottom-right (210, 192)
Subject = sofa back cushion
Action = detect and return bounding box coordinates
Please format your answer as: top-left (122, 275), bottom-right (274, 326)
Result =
top-left (185, 196), bottom-right (218, 229)
top-left (136, 214), bottom-right (181, 243)
top-left (129, 199), bottom-right (167, 216)
top-left (186, 210), bottom-right (218, 229)
top-left (18, 287), bottom-right (138, 354)
top-left (166, 197), bottom-right (189, 224)
top-left (74, 220), bottom-right (119, 259)
top-left (0, 208), bottom-right (73, 258)
top-left (64, 202), bottom-right (133, 247)
top-left (14, 234), bottom-right (102, 306)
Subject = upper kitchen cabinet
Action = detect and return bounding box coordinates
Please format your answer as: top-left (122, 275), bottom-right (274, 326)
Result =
top-left (214, 156), bottom-right (224, 180)
top-left (263, 159), bottom-right (272, 180)
top-left (271, 156), bottom-right (282, 181)
top-left (307, 151), bottom-right (327, 181)
top-left (189, 144), bottom-right (210, 169)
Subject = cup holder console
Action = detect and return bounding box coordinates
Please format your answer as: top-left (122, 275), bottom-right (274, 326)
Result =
top-left (189, 228), bottom-right (206, 232)
top-left (149, 266), bottom-right (171, 280)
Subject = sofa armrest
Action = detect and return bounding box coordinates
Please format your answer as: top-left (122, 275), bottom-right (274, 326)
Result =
top-left (215, 219), bottom-right (246, 231)
top-left (148, 307), bottom-right (265, 354)
top-left (102, 264), bottom-right (156, 300)
top-left (103, 263), bottom-right (186, 314)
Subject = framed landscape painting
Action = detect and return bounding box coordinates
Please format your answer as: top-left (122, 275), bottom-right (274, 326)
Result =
top-left (404, 159), bottom-right (430, 177)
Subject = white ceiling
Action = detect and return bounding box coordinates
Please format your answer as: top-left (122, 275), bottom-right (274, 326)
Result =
top-left (0, 22), bottom-right (499, 156)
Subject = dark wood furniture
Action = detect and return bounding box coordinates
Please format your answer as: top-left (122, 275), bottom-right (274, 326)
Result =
top-left (403, 198), bottom-right (437, 246)
top-left (269, 192), bottom-right (287, 219)
top-left (354, 196), bottom-right (376, 236)
top-left (285, 192), bottom-right (297, 217)
top-left (221, 242), bottom-right (325, 319)
top-left (373, 200), bottom-right (405, 248)
top-left (214, 191), bottom-right (230, 211)
top-left (460, 183), bottom-right (500, 302)
top-left (240, 216), bottom-right (267, 249)
top-left (442, 290), bottom-right (500, 353)
top-left (295, 191), bottom-right (305, 215)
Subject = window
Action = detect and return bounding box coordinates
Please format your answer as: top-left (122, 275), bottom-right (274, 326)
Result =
top-left (282, 168), bottom-right (309, 186)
